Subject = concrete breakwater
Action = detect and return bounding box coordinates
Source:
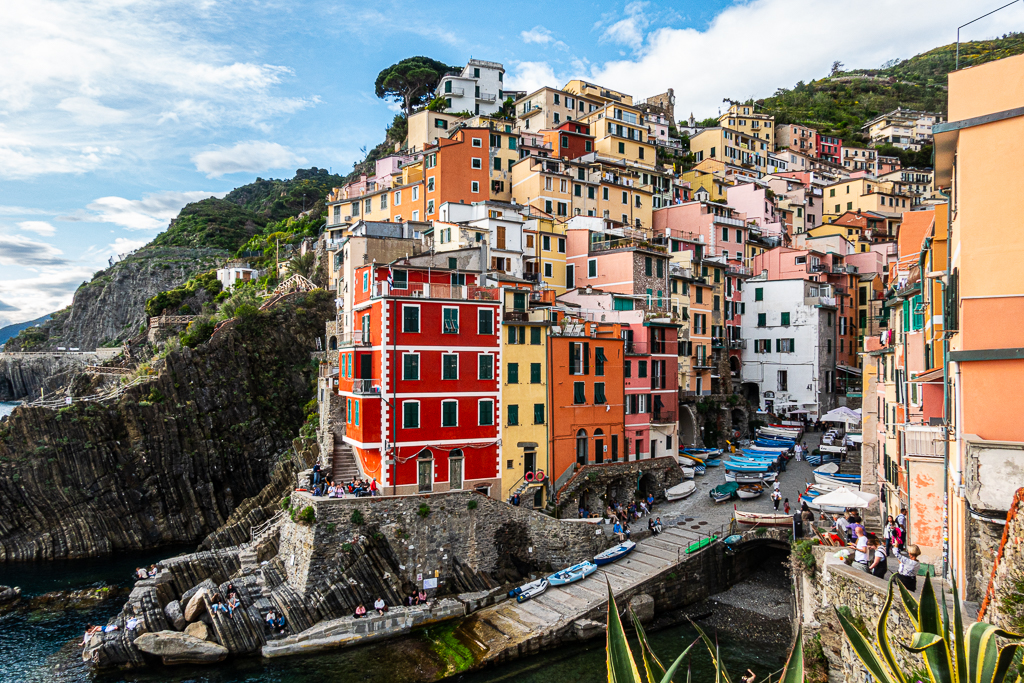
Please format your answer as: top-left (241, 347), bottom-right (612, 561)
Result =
top-left (83, 486), bottom-right (794, 673)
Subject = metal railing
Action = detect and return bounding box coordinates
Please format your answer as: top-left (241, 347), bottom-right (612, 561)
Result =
top-left (338, 334), bottom-right (372, 347)
top-left (351, 379), bottom-right (382, 394)
top-left (729, 339), bottom-right (747, 350)
top-left (373, 282), bottom-right (498, 301)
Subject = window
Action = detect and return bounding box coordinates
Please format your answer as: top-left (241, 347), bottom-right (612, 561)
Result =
top-left (529, 326), bottom-right (541, 345)
top-left (781, 311), bottom-right (790, 326)
top-left (644, 257), bottom-right (652, 276)
top-left (573, 381), bottom-right (586, 404)
top-left (736, 230), bottom-right (742, 243)
top-left (478, 354), bottom-right (493, 379)
top-left (602, 187), bottom-right (609, 200)
top-left (507, 325), bottom-right (519, 345)
top-left (618, 141), bottom-right (625, 154)
top-left (427, 199), bottom-right (435, 214)
top-left (755, 287), bottom-right (763, 301)
top-left (362, 271), bottom-right (369, 292)
top-left (594, 382), bottom-right (606, 404)
top-left (402, 353), bottom-right (419, 380)
top-left (507, 362), bottom-right (519, 384)
top-left (472, 137), bottom-right (482, 148)
top-left (638, 360), bottom-right (648, 378)
top-left (507, 404), bottom-right (519, 426)
top-left (471, 181), bottom-right (479, 193)
top-left (403, 401), bottom-right (420, 428)
top-left (403, 305), bottom-right (420, 332)
top-left (478, 400), bottom-right (494, 426)
top-left (534, 403), bottom-right (545, 424)
top-left (442, 353), bottom-right (458, 380)
top-left (588, 259), bottom-right (597, 278)
top-left (471, 158), bottom-right (482, 169)
top-left (392, 270), bottom-right (408, 289)
top-left (530, 362), bottom-right (541, 383)
top-left (622, 191), bottom-right (628, 204)
top-left (354, 400), bottom-right (360, 426)
top-left (544, 262), bottom-right (552, 277)
top-left (412, 186), bottom-right (419, 201)
top-left (427, 176), bottom-right (435, 191)
top-left (758, 313), bottom-right (766, 327)
top-left (777, 370), bottom-right (788, 391)
top-left (558, 237), bottom-right (566, 253)
top-left (442, 400), bottom-right (458, 427)
top-left (394, 190), bottom-right (402, 206)
top-left (478, 309), bottom-right (493, 334)
top-left (722, 227), bottom-right (729, 241)
top-left (543, 235), bottom-right (551, 251)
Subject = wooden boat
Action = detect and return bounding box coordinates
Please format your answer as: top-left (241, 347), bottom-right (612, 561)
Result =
top-left (665, 480), bottom-right (697, 501)
top-left (593, 541), bottom-right (636, 566)
top-left (693, 464), bottom-right (706, 476)
top-left (755, 438), bottom-right (795, 448)
top-left (813, 463), bottom-right (861, 488)
top-left (683, 448), bottom-right (722, 457)
top-left (800, 493), bottom-right (845, 515)
top-left (677, 453), bottom-right (705, 465)
top-left (509, 577), bottom-right (547, 599)
top-left (687, 535), bottom-right (718, 553)
top-left (512, 578), bottom-right (549, 603)
top-left (547, 561), bottom-right (598, 586)
top-left (734, 510), bottom-right (794, 527)
top-left (724, 461), bottom-right (772, 472)
top-left (679, 465), bottom-right (695, 479)
top-left (710, 482), bottom-right (739, 502)
top-left (736, 484), bottom-right (763, 499)
top-left (743, 445), bottom-right (790, 454)
top-left (725, 470), bottom-right (777, 484)
top-left (704, 458), bottom-right (722, 467)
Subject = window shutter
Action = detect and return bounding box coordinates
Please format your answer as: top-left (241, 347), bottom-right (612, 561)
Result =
top-left (776, 338), bottom-right (781, 352)
top-left (569, 343), bottom-right (579, 374)
top-left (583, 342), bottom-right (590, 375)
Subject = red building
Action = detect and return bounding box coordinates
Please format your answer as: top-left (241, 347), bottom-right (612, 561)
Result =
top-left (542, 120), bottom-right (594, 160)
top-left (816, 133), bottom-right (841, 164)
top-left (338, 263), bottom-right (502, 497)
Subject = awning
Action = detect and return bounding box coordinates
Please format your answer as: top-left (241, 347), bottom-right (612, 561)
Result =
top-left (910, 367), bottom-right (944, 383)
top-left (837, 364), bottom-right (862, 375)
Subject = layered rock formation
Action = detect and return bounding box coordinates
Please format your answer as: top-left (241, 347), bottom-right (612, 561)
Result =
top-left (0, 290), bottom-right (333, 561)
top-left (0, 353), bottom-right (96, 401)
top-left (5, 246), bottom-right (226, 352)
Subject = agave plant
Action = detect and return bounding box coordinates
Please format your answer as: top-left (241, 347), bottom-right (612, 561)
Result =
top-left (605, 580), bottom-right (805, 683)
top-left (836, 574), bottom-right (1024, 683)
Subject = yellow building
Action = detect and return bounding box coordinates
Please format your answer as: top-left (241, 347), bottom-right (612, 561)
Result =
top-left (579, 102), bottom-right (656, 166)
top-left (823, 177), bottom-right (912, 219)
top-left (500, 287), bottom-right (551, 505)
top-left (528, 216), bottom-right (569, 293)
top-left (406, 110), bottom-right (464, 153)
top-left (719, 103), bottom-right (775, 146)
top-left (563, 80), bottom-right (634, 106)
top-left (514, 86), bottom-right (601, 131)
top-left (679, 169), bottom-right (730, 202)
top-left (806, 222), bottom-right (874, 252)
top-left (689, 126), bottom-right (772, 172)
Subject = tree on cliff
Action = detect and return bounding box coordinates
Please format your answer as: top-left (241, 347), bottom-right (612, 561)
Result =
top-left (374, 57), bottom-right (455, 117)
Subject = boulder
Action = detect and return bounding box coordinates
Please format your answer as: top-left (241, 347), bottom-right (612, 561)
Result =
top-left (184, 621), bottom-right (210, 641)
top-left (628, 593), bottom-right (655, 624)
top-left (180, 578), bottom-right (217, 605)
top-left (0, 585), bottom-right (21, 605)
top-left (133, 631), bottom-right (228, 665)
top-left (184, 589), bottom-right (209, 622)
top-left (164, 600), bottom-right (186, 631)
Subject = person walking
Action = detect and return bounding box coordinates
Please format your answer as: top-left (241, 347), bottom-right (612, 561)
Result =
top-left (867, 536), bottom-right (888, 578)
top-left (883, 515), bottom-right (896, 557)
top-left (850, 526), bottom-right (869, 570)
top-left (771, 488), bottom-right (782, 511)
top-left (784, 498), bottom-right (791, 514)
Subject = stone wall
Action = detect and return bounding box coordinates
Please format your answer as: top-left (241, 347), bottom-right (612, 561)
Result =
top-left (554, 456), bottom-right (682, 515)
top-left (978, 487), bottom-right (1024, 631)
top-left (280, 490), bottom-right (607, 599)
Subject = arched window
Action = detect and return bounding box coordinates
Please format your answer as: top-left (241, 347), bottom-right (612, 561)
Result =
top-left (576, 429), bottom-right (588, 465)
top-left (329, 336), bottom-right (338, 350)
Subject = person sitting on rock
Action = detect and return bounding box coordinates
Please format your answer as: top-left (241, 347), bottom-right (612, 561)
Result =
top-left (147, 565), bottom-right (157, 578)
top-left (276, 614), bottom-right (287, 634)
top-left (135, 567), bottom-right (147, 580)
top-left (210, 593), bottom-right (228, 614)
top-left (623, 522), bottom-right (632, 540)
top-left (406, 593), bottom-right (416, 607)
top-left (126, 617), bottom-right (139, 631)
top-left (613, 521), bottom-right (624, 542)
top-left (646, 493), bottom-right (654, 511)
top-left (354, 604), bottom-right (367, 618)
top-left (418, 590), bottom-right (428, 605)
top-left (374, 597), bottom-right (386, 615)
top-left (648, 517), bottom-right (658, 535)
top-left (654, 517), bottom-right (663, 534)
top-left (265, 611), bottom-right (276, 631)
top-left (226, 595), bottom-right (240, 617)
top-left (80, 625), bottom-right (102, 646)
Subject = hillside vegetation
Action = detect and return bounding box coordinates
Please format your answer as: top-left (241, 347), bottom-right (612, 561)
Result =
top-left (751, 34), bottom-right (1024, 145)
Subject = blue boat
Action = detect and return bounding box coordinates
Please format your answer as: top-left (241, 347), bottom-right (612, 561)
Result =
top-left (755, 439), bottom-right (794, 448)
top-left (725, 461), bottom-right (772, 473)
top-left (682, 448), bottom-right (722, 457)
top-left (593, 541), bottom-right (636, 566)
top-left (704, 458), bottom-right (722, 467)
top-left (510, 578), bottom-right (549, 602)
top-left (693, 464), bottom-right (706, 475)
top-left (742, 448), bottom-right (784, 457)
top-left (548, 561), bottom-right (598, 585)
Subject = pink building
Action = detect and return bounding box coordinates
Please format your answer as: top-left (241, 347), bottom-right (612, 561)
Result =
top-left (726, 182), bottom-right (783, 239)
top-left (652, 201), bottom-right (749, 262)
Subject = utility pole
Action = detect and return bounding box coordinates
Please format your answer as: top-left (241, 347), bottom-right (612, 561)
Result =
top-left (276, 238), bottom-right (280, 281)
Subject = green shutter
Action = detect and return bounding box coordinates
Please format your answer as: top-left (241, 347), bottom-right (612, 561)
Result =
top-left (530, 362), bottom-right (541, 383)
top-left (776, 338), bottom-right (781, 352)
top-left (508, 363), bottom-right (519, 383)
top-left (507, 404), bottom-right (519, 426)
top-left (595, 382), bottom-right (606, 404)
top-left (404, 402), bottom-right (418, 428)
top-left (755, 287), bottom-right (763, 301)
top-left (479, 401), bottom-right (493, 426)
top-left (574, 382), bottom-right (586, 404)
top-left (404, 354), bottom-right (419, 380)
top-left (781, 311), bottom-right (790, 326)
top-left (442, 401), bottom-right (457, 427)
top-left (645, 257), bottom-right (652, 276)
top-left (443, 354), bottom-right (457, 379)
top-left (758, 313), bottom-right (766, 327)
top-left (534, 403), bottom-right (545, 424)
top-left (507, 325), bottom-right (517, 344)
top-left (530, 326), bottom-right (541, 344)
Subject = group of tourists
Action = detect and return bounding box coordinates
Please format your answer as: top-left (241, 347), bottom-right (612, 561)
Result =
top-left (264, 610), bottom-right (287, 634)
top-left (310, 463), bottom-right (379, 498)
top-left (604, 494), bottom-right (658, 542)
top-left (210, 583), bottom-right (241, 618)
top-left (353, 597), bottom-right (389, 618)
top-left (134, 565), bottom-right (158, 579)
top-left (838, 507), bottom-right (921, 590)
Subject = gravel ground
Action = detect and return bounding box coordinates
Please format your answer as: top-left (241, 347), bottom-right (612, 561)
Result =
top-left (648, 432), bottom-right (825, 535)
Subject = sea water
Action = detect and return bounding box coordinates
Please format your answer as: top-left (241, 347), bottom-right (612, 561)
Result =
top-left (0, 401), bottom-right (18, 419)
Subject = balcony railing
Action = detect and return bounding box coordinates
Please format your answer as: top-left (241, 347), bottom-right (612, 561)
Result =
top-left (352, 379), bottom-right (382, 394)
top-left (712, 214), bottom-right (745, 227)
top-left (373, 282), bottom-right (498, 301)
top-left (476, 91), bottom-right (497, 102)
top-left (651, 408), bottom-right (677, 425)
top-left (338, 334), bottom-right (372, 347)
top-left (590, 237), bottom-right (667, 254)
top-left (727, 264), bottom-right (752, 276)
top-left (729, 339), bottom-right (747, 350)
top-left (504, 309), bottom-right (548, 323)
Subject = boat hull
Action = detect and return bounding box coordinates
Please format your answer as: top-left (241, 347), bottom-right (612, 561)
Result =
top-left (666, 481), bottom-right (697, 500)
top-left (594, 541), bottom-right (636, 566)
top-left (548, 562), bottom-right (598, 585)
top-left (515, 579), bottom-right (549, 603)
top-left (734, 511), bottom-right (793, 527)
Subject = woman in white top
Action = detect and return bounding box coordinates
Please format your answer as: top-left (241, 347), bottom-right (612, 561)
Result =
top-left (896, 544), bottom-right (921, 591)
top-left (374, 597), bottom-right (386, 615)
top-left (849, 526), bottom-right (869, 567)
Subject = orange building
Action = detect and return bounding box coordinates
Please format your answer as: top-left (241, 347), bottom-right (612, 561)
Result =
top-left (542, 120), bottom-right (595, 160)
top-left (546, 316), bottom-right (625, 488)
top-left (423, 127), bottom-right (493, 221)
top-left (933, 53), bottom-right (1024, 594)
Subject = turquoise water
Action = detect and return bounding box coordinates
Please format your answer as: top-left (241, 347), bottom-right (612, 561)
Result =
top-left (2, 547), bottom-right (788, 683)
top-left (0, 401), bottom-right (18, 419)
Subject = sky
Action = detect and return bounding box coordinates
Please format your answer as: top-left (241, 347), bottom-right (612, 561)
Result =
top-left (1, 0), bottom-right (1021, 331)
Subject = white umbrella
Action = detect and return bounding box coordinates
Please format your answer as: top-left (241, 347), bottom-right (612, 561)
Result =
top-left (812, 486), bottom-right (878, 509)
top-left (821, 406), bottom-right (861, 424)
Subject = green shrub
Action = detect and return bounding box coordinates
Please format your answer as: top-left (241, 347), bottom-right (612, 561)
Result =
top-left (792, 538), bottom-right (819, 573)
top-left (467, 500), bottom-right (478, 510)
top-left (295, 505), bottom-right (316, 525)
top-left (350, 510), bottom-right (364, 525)
top-left (325, 523), bottom-right (336, 533)
top-left (180, 317), bottom-right (215, 348)
top-left (280, 495), bottom-right (291, 510)
top-left (417, 503), bottom-right (431, 518)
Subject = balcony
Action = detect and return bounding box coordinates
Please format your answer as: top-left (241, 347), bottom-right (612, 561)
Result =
top-left (504, 309), bottom-right (548, 323)
top-left (729, 339), bottom-right (747, 350)
top-left (651, 408), bottom-right (677, 425)
top-left (589, 236), bottom-right (667, 254)
top-left (352, 379), bottom-right (382, 395)
top-left (712, 214), bottom-right (745, 227)
top-left (476, 91), bottom-right (497, 103)
top-left (373, 282), bottom-right (498, 301)
top-left (711, 338), bottom-right (726, 349)
top-left (727, 264), bottom-right (752, 277)
top-left (338, 334), bottom-right (372, 347)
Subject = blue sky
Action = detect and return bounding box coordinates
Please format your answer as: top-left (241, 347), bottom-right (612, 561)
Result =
top-left (1, 0), bottom-right (1020, 330)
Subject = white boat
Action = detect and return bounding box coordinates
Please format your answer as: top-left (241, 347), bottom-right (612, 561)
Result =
top-left (760, 427), bottom-right (801, 438)
top-left (665, 480), bottom-right (697, 501)
top-left (736, 484), bottom-right (763, 499)
top-left (734, 510), bottom-right (794, 527)
top-left (679, 466), bottom-right (695, 479)
top-left (593, 541), bottom-right (636, 566)
top-left (513, 578), bottom-right (549, 603)
top-left (725, 471), bottom-right (777, 484)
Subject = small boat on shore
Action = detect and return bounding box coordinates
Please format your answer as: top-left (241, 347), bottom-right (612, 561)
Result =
top-left (693, 464), bottom-right (706, 476)
top-left (593, 541), bottom-right (636, 566)
top-left (548, 561), bottom-right (598, 586)
top-left (736, 484), bottom-right (763, 499)
top-left (725, 470), bottom-right (778, 484)
top-left (678, 453), bottom-right (705, 465)
top-left (679, 465), bottom-right (695, 479)
top-left (710, 482), bottom-right (739, 503)
top-left (666, 480), bottom-right (697, 501)
top-left (704, 458), bottom-right (722, 467)
top-left (687, 535), bottom-right (718, 553)
top-left (511, 578), bottom-right (549, 603)
top-left (734, 510), bottom-right (794, 527)
top-left (813, 463), bottom-right (861, 487)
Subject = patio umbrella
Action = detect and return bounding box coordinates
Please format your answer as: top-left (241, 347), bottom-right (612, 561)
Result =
top-left (812, 486), bottom-right (878, 509)
top-left (821, 406), bottom-right (861, 424)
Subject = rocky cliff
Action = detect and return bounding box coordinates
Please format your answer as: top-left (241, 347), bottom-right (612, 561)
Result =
top-left (0, 289), bottom-right (333, 561)
top-left (0, 353), bottom-right (96, 401)
top-left (5, 246), bottom-right (226, 352)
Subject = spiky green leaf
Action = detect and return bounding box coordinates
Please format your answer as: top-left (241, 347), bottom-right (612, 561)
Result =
top-left (920, 575), bottom-right (942, 636)
top-left (966, 623), bottom-right (1024, 683)
top-left (658, 640), bottom-right (699, 683)
top-left (897, 578), bottom-right (921, 630)
top-left (780, 627), bottom-right (805, 683)
top-left (836, 607), bottom-right (902, 683)
top-left (879, 578), bottom-right (909, 683)
top-left (953, 576), bottom-right (968, 683)
top-left (606, 581), bottom-right (643, 683)
top-left (691, 621), bottom-right (732, 683)
top-left (991, 644), bottom-right (1024, 683)
top-left (631, 608), bottom-right (668, 683)
top-left (908, 632), bottom-right (954, 683)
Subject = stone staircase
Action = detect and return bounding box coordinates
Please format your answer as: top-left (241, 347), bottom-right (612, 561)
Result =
top-left (330, 441), bottom-right (360, 483)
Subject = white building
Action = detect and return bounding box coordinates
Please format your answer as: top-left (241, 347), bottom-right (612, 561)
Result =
top-left (434, 200), bottom-right (528, 280)
top-left (216, 265), bottom-right (259, 290)
top-left (740, 277), bottom-right (837, 420)
top-left (436, 59), bottom-right (506, 116)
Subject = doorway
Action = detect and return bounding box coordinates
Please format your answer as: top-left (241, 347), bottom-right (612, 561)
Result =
top-left (594, 429), bottom-right (604, 464)
top-left (524, 448), bottom-right (536, 475)
top-left (576, 429), bottom-right (588, 466)
top-left (359, 354), bottom-right (372, 379)
top-left (417, 450), bottom-right (433, 492)
top-left (449, 449), bottom-right (463, 490)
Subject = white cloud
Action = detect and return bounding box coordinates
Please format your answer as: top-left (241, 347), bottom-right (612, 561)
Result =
top-left (0, 234), bottom-right (68, 267)
top-left (191, 141), bottom-right (306, 178)
top-left (17, 221), bottom-right (56, 236)
top-left (588, 0), bottom-right (1024, 119)
top-left (0, 265), bottom-right (97, 325)
top-left (87, 190), bottom-right (226, 231)
top-left (521, 26), bottom-right (555, 44)
top-left (110, 237), bottom-right (148, 254)
top-left (0, 206), bottom-right (48, 216)
top-left (505, 62), bottom-right (560, 95)
top-left (0, 0), bottom-right (316, 178)
top-left (599, 2), bottom-right (649, 49)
